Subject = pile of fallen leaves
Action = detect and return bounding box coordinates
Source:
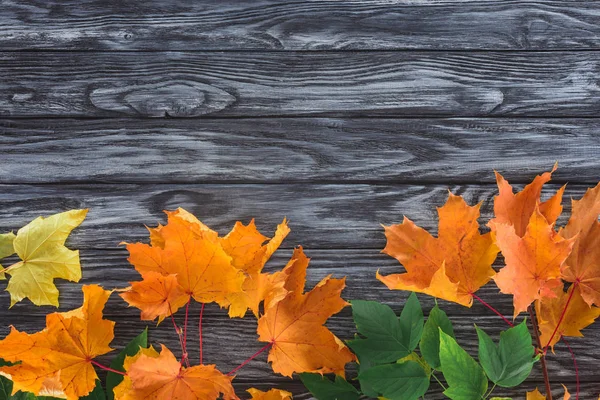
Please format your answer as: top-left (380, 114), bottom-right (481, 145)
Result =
top-left (0, 166), bottom-right (598, 400)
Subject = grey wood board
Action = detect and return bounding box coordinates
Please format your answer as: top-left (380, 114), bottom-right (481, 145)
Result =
top-left (2, 1), bottom-right (600, 51)
top-left (0, 183), bottom-right (587, 250)
top-left (2, 52), bottom-right (600, 118)
top-left (0, 249), bottom-right (595, 385)
top-left (1, 118), bottom-right (599, 184)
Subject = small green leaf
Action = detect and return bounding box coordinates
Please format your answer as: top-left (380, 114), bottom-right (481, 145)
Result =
top-left (439, 330), bottom-right (488, 400)
top-left (419, 304), bottom-right (454, 370)
top-left (358, 361), bottom-right (429, 400)
top-left (399, 293), bottom-right (424, 351)
top-left (347, 300), bottom-right (411, 365)
top-left (299, 373), bottom-right (360, 400)
top-left (106, 328), bottom-right (148, 400)
top-left (476, 321), bottom-right (537, 388)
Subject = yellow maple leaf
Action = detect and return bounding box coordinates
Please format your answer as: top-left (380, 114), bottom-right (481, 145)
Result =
top-left (0, 285), bottom-right (114, 399)
top-left (0, 209), bottom-right (87, 307)
top-left (0, 232), bottom-right (16, 279)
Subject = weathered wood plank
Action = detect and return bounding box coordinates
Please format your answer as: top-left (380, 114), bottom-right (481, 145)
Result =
top-left (1, 118), bottom-right (599, 184)
top-left (1, 250), bottom-right (596, 384)
top-left (2, 1), bottom-right (600, 51)
top-left (0, 183), bottom-right (587, 250)
top-left (2, 52), bottom-right (600, 117)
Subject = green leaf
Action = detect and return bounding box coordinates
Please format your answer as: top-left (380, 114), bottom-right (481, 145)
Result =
top-left (439, 330), bottom-right (488, 400)
top-left (347, 299), bottom-right (418, 365)
top-left (106, 328), bottom-right (148, 400)
top-left (476, 321), bottom-right (537, 388)
top-left (399, 293), bottom-right (424, 351)
top-left (80, 380), bottom-right (106, 400)
top-left (299, 373), bottom-right (360, 400)
top-left (358, 361), bottom-right (429, 400)
top-left (398, 352), bottom-right (432, 377)
top-left (0, 374), bottom-right (11, 400)
top-left (356, 358), bottom-right (378, 398)
top-left (419, 304), bottom-right (454, 370)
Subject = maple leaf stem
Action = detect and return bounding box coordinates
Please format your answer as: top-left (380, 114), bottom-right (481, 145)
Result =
top-left (183, 297), bottom-right (191, 354)
top-left (562, 338), bottom-right (579, 400)
top-left (199, 303), bottom-right (205, 365)
top-left (542, 282), bottom-right (578, 354)
top-left (528, 305), bottom-right (552, 400)
top-left (226, 342), bottom-right (273, 376)
top-left (168, 301), bottom-right (189, 367)
top-left (90, 359), bottom-right (126, 376)
top-left (431, 372), bottom-right (447, 390)
top-left (471, 293), bottom-right (514, 327)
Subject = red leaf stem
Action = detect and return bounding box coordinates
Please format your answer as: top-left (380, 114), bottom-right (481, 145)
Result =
top-left (562, 338), bottom-right (579, 400)
top-left (471, 292), bottom-right (514, 327)
top-left (226, 342), bottom-right (273, 376)
top-left (91, 359), bottom-right (126, 376)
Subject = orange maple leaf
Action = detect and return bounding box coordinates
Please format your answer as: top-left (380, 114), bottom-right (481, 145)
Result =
top-left (122, 210), bottom-right (245, 319)
top-left (114, 345), bottom-right (238, 400)
top-left (120, 271), bottom-right (189, 322)
top-left (536, 285), bottom-right (600, 350)
top-left (527, 385), bottom-right (570, 400)
top-left (493, 208), bottom-right (575, 317)
top-left (377, 192), bottom-right (499, 306)
top-left (490, 164), bottom-right (565, 237)
top-left (559, 182), bottom-right (600, 306)
top-left (257, 247), bottom-right (355, 378)
top-left (222, 219), bottom-right (290, 318)
top-left (0, 285), bottom-right (114, 399)
top-left (247, 388), bottom-right (293, 399)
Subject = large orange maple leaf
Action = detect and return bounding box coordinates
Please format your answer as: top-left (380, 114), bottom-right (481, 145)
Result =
top-left (489, 165), bottom-right (565, 237)
top-left (377, 192), bottom-right (499, 306)
top-left (114, 345), bottom-right (238, 400)
top-left (535, 285), bottom-right (600, 350)
top-left (0, 285), bottom-right (114, 399)
top-left (559, 182), bottom-right (600, 306)
top-left (122, 210), bottom-right (245, 319)
top-left (493, 208), bottom-right (575, 317)
top-left (257, 247), bottom-right (355, 377)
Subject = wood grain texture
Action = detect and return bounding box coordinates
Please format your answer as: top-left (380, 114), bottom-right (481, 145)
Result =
top-left (2, 51), bottom-right (600, 117)
top-left (1, 118), bottom-right (599, 184)
top-left (0, 183), bottom-right (586, 250)
top-left (1, 1), bottom-right (600, 51)
top-left (0, 249), bottom-right (597, 387)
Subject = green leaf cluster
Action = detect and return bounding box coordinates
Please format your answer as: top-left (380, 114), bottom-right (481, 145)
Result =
top-left (301, 294), bottom-right (538, 400)
top-left (0, 329), bottom-right (148, 400)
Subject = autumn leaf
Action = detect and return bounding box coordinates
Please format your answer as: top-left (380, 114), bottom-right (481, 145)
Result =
top-left (0, 209), bottom-right (87, 307)
top-left (122, 210), bottom-right (245, 319)
top-left (257, 247), bottom-right (355, 377)
top-left (493, 207), bottom-right (575, 317)
top-left (119, 271), bottom-right (188, 322)
top-left (559, 182), bottom-right (600, 306)
top-left (536, 285), bottom-right (600, 350)
top-left (377, 192), bottom-right (499, 306)
top-left (490, 164), bottom-right (565, 237)
top-left (247, 388), bottom-right (293, 400)
top-left (0, 284), bottom-right (114, 399)
top-left (0, 232), bottom-right (16, 279)
top-left (224, 219), bottom-right (290, 318)
top-left (114, 345), bottom-right (238, 400)
top-left (527, 385), bottom-right (570, 400)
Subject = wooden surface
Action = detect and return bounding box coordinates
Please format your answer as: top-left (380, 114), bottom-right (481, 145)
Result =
top-left (0, 1), bottom-right (599, 399)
